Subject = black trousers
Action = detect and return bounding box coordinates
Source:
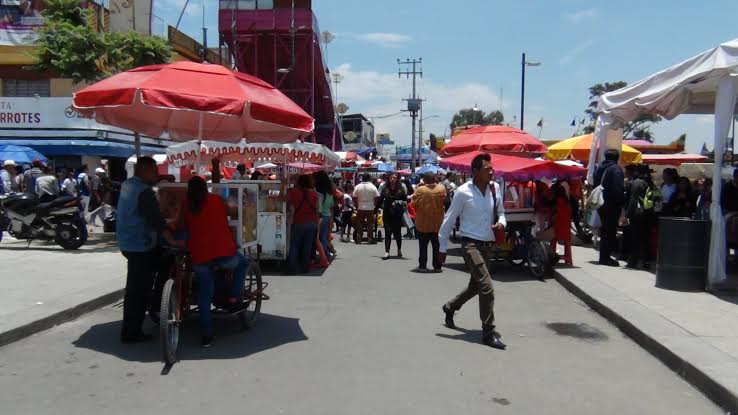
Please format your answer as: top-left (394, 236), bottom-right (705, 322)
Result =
top-left (628, 213), bottom-right (648, 266)
top-left (384, 215), bottom-right (403, 253)
top-left (598, 206), bottom-right (620, 263)
top-left (121, 249), bottom-right (160, 339)
top-left (417, 231), bottom-right (441, 270)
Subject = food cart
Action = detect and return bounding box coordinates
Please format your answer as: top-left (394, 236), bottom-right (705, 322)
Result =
top-left (164, 140), bottom-right (340, 261)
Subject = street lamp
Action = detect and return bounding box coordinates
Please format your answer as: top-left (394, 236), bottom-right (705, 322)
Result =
top-left (520, 53), bottom-right (541, 131)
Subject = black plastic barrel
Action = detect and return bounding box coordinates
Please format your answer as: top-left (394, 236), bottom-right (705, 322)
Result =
top-left (656, 217), bottom-right (710, 291)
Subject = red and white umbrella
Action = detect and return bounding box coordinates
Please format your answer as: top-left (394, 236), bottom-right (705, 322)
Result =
top-left (73, 61), bottom-right (314, 144)
top-left (443, 125), bottom-right (547, 157)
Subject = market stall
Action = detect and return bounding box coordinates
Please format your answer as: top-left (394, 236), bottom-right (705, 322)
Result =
top-left (164, 140), bottom-right (339, 261)
top-left (588, 38), bottom-right (738, 289)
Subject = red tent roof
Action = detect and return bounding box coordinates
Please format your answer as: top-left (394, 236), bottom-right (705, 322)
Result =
top-left (641, 154), bottom-right (709, 165)
top-left (443, 125), bottom-right (547, 157)
top-left (439, 151), bottom-right (586, 181)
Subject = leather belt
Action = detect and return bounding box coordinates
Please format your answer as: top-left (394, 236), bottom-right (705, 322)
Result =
top-left (461, 237), bottom-right (493, 247)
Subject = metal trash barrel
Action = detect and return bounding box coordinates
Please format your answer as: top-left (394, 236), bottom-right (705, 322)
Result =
top-left (656, 217), bottom-right (710, 291)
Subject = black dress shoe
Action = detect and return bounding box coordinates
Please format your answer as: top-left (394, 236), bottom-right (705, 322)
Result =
top-left (482, 332), bottom-right (507, 350)
top-left (598, 259), bottom-right (620, 267)
top-left (201, 335), bottom-right (214, 348)
top-left (442, 304), bottom-right (455, 328)
top-left (121, 333), bottom-right (154, 344)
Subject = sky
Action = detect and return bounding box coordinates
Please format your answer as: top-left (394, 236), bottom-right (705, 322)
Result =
top-left (155, 0), bottom-right (738, 153)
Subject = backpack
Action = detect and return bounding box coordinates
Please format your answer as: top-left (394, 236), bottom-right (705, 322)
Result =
top-left (642, 185), bottom-right (663, 212)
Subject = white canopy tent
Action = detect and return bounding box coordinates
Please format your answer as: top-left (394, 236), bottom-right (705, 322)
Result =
top-left (589, 38), bottom-right (738, 289)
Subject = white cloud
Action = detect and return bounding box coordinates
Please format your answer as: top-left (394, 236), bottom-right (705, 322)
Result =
top-left (564, 8), bottom-right (599, 24)
top-left (159, 0), bottom-right (202, 18)
top-left (339, 32), bottom-right (413, 48)
top-left (333, 64), bottom-right (505, 145)
top-left (560, 39), bottom-right (597, 64)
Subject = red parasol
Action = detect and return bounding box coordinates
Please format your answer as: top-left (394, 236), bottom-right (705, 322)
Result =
top-left (443, 125), bottom-right (547, 157)
top-left (439, 151), bottom-right (586, 181)
top-left (73, 61), bottom-right (314, 143)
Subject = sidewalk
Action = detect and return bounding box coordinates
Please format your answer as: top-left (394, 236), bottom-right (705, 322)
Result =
top-left (0, 233), bottom-right (125, 347)
top-left (556, 245), bottom-right (738, 413)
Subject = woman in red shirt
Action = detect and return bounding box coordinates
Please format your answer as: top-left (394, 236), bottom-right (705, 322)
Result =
top-left (286, 174), bottom-right (320, 274)
top-left (182, 176), bottom-right (247, 347)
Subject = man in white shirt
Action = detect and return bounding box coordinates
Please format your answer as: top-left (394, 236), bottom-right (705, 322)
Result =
top-left (62, 170), bottom-right (77, 196)
top-left (438, 152), bottom-right (507, 350)
top-left (1, 160), bottom-right (16, 194)
top-left (352, 173), bottom-right (380, 244)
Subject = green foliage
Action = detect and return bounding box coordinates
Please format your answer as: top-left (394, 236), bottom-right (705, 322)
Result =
top-left (107, 31), bottom-right (171, 72)
top-left (31, 0), bottom-right (171, 84)
top-left (42, 0), bottom-right (88, 26)
top-left (583, 81), bottom-right (661, 141)
top-left (450, 108), bottom-right (505, 131)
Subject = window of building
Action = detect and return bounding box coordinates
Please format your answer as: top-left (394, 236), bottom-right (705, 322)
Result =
top-left (2, 79), bottom-right (50, 97)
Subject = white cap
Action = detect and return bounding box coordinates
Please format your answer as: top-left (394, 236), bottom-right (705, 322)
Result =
top-left (95, 167), bottom-right (106, 174)
top-left (3, 160), bottom-right (15, 167)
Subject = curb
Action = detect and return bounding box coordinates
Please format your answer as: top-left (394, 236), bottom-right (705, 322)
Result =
top-left (0, 288), bottom-right (124, 348)
top-left (553, 270), bottom-right (738, 414)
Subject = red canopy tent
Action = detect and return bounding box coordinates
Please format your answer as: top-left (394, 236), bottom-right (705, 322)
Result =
top-left (439, 151), bottom-right (586, 181)
top-left (641, 154), bottom-right (708, 166)
top-left (442, 125), bottom-right (547, 157)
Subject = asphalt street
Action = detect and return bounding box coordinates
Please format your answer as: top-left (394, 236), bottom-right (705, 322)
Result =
top-left (0, 237), bottom-right (721, 414)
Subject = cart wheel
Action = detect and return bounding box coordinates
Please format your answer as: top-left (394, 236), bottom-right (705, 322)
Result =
top-left (505, 231), bottom-right (527, 266)
top-left (238, 261), bottom-right (263, 329)
top-left (160, 279), bottom-right (180, 365)
top-left (528, 241), bottom-right (553, 280)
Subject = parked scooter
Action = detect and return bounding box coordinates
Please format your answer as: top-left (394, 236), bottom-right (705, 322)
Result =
top-left (0, 193), bottom-right (88, 249)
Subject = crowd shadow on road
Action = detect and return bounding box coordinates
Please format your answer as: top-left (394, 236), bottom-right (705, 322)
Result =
top-left (71, 313), bottom-right (308, 365)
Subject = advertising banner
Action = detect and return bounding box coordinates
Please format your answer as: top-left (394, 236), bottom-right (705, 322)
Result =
top-left (0, 97), bottom-right (127, 132)
top-left (0, 0), bottom-right (45, 46)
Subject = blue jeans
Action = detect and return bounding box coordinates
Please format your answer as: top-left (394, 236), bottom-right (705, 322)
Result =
top-left (192, 252), bottom-right (248, 337)
top-left (319, 215), bottom-right (331, 256)
top-left (288, 222), bottom-right (318, 274)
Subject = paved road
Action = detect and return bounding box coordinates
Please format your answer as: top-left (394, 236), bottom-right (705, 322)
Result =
top-left (0, 239), bottom-right (720, 414)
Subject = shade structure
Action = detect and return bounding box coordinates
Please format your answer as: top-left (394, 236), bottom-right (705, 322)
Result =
top-left (166, 140), bottom-right (340, 171)
top-left (442, 125), bottom-right (547, 157)
top-left (286, 162), bottom-right (325, 175)
top-left (546, 133), bottom-right (642, 164)
top-left (0, 145), bottom-right (47, 164)
top-left (440, 151), bottom-right (587, 182)
top-left (641, 154), bottom-right (709, 166)
top-left (416, 164), bottom-right (441, 175)
top-left (590, 38), bottom-right (738, 288)
top-left (73, 61), bottom-right (314, 143)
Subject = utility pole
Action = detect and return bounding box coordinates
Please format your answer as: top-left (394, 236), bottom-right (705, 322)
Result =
top-left (520, 53), bottom-right (526, 131)
top-left (202, 2), bottom-right (208, 61)
top-left (398, 58), bottom-right (423, 173)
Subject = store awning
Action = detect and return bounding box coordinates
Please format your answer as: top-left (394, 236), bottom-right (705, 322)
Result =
top-left (0, 139), bottom-right (163, 158)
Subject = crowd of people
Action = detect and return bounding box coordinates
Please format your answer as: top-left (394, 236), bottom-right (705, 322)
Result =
top-left (0, 159), bottom-right (116, 232)
top-left (593, 149), bottom-right (731, 270)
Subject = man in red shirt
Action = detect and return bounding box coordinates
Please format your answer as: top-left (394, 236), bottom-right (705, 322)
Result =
top-left (181, 176), bottom-right (247, 347)
top-left (287, 174), bottom-right (320, 274)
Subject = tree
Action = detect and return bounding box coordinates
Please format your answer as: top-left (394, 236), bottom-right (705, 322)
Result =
top-left (583, 81), bottom-right (662, 141)
top-left (32, 0), bottom-right (171, 85)
top-left (449, 108), bottom-right (504, 131)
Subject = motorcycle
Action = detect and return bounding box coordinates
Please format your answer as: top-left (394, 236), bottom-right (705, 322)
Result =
top-left (0, 193), bottom-right (88, 250)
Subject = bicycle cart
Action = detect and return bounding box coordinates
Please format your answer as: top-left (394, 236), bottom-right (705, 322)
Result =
top-left (489, 208), bottom-right (554, 280)
top-left (159, 247), bottom-right (267, 365)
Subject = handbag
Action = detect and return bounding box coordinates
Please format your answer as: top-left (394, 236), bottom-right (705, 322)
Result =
top-left (588, 209), bottom-right (602, 228)
top-left (402, 209), bottom-right (414, 229)
top-left (586, 168), bottom-right (609, 210)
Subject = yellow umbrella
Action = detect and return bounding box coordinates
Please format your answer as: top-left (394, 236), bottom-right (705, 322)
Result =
top-left (546, 133), bottom-right (642, 164)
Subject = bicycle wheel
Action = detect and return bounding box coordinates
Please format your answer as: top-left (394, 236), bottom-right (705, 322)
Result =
top-left (506, 230), bottom-right (527, 266)
top-left (238, 261), bottom-right (263, 329)
top-left (528, 241), bottom-right (552, 280)
top-left (160, 279), bottom-right (180, 365)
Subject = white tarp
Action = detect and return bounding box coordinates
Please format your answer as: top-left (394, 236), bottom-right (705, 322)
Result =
top-left (590, 38), bottom-right (738, 289)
